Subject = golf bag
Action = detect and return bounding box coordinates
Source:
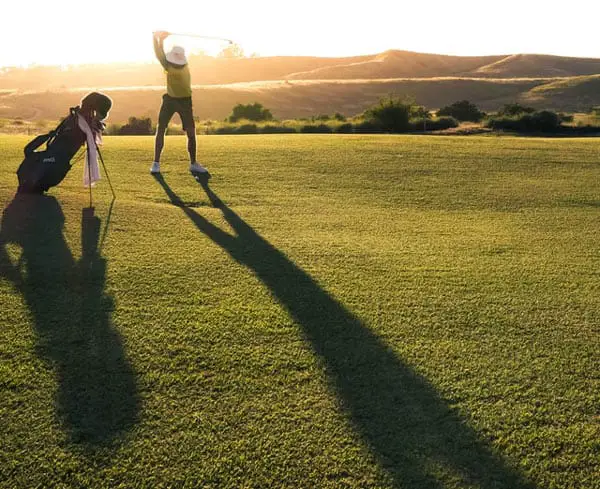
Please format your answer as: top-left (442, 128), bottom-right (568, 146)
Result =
top-left (16, 92), bottom-right (112, 194)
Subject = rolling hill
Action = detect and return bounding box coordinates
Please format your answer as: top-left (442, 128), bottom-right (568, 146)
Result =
top-left (0, 78), bottom-right (547, 123)
top-left (522, 74), bottom-right (600, 110)
top-left (284, 51), bottom-right (505, 80)
top-left (2, 50), bottom-right (600, 122)
top-left (473, 53), bottom-right (600, 78)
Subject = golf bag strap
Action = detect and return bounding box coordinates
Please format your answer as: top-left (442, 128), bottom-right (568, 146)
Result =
top-left (24, 132), bottom-right (54, 156)
top-left (42, 109), bottom-right (80, 151)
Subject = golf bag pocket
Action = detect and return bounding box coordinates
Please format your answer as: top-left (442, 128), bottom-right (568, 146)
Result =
top-left (17, 149), bottom-right (71, 194)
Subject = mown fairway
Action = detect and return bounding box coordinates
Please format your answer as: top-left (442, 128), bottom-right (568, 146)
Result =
top-left (0, 134), bottom-right (598, 488)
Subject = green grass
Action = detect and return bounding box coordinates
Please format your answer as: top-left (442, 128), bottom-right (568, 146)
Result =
top-left (1, 134), bottom-right (599, 488)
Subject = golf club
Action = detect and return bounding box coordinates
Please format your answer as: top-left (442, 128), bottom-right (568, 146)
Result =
top-left (164, 32), bottom-right (234, 45)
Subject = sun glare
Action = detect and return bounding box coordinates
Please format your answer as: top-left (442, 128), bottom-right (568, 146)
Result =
top-left (2, 0), bottom-right (600, 67)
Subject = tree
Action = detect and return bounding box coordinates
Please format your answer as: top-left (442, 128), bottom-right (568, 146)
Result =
top-left (218, 43), bottom-right (245, 59)
top-left (530, 110), bottom-right (560, 131)
top-left (410, 105), bottom-right (431, 119)
top-left (118, 116), bottom-right (153, 135)
top-left (436, 100), bottom-right (484, 122)
top-left (228, 103), bottom-right (273, 122)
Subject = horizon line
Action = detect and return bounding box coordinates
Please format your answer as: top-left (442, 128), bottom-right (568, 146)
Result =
top-left (3, 49), bottom-right (600, 70)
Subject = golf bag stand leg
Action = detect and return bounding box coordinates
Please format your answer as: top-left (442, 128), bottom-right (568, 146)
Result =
top-left (96, 145), bottom-right (116, 200)
top-left (87, 147), bottom-right (93, 207)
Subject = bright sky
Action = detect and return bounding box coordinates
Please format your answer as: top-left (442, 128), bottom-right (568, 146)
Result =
top-left (2, 0), bottom-right (600, 67)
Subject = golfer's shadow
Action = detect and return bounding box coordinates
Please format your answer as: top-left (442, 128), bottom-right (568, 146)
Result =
top-left (154, 174), bottom-right (535, 489)
top-left (0, 194), bottom-right (139, 448)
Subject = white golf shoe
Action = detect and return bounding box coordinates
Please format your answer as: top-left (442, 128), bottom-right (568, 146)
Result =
top-left (150, 161), bottom-right (161, 174)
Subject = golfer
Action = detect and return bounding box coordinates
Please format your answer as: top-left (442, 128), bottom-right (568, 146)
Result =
top-left (151, 31), bottom-right (208, 175)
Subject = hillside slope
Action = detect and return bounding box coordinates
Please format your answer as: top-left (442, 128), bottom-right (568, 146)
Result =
top-left (3, 50), bottom-right (600, 122)
top-left (521, 74), bottom-right (600, 110)
top-left (474, 54), bottom-right (600, 78)
top-left (286, 51), bottom-right (504, 80)
top-left (3, 51), bottom-right (600, 90)
top-left (0, 77), bottom-right (554, 122)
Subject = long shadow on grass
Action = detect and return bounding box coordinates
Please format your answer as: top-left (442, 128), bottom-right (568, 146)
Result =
top-left (155, 174), bottom-right (535, 489)
top-left (0, 194), bottom-right (139, 449)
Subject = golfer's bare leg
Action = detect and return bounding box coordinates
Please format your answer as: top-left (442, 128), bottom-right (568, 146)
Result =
top-left (186, 127), bottom-right (197, 163)
top-left (154, 123), bottom-right (168, 162)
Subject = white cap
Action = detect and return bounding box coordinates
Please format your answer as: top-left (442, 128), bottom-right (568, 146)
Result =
top-left (166, 46), bottom-right (187, 66)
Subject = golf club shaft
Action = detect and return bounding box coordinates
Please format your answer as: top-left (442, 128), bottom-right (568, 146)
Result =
top-left (167, 32), bottom-right (233, 44)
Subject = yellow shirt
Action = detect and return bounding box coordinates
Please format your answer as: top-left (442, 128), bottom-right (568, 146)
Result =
top-left (154, 36), bottom-right (192, 98)
top-left (165, 64), bottom-right (192, 98)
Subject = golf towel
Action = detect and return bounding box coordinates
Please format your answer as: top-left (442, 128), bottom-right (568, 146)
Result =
top-left (78, 114), bottom-right (101, 187)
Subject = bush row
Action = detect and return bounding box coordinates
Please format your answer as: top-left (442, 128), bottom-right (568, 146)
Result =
top-left (101, 98), bottom-right (600, 136)
top-left (208, 117), bottom-right (458, 135)
top-left (485, 110), bottom-right (561, 133)
top-left (104, 115), bottom-right (600, 137)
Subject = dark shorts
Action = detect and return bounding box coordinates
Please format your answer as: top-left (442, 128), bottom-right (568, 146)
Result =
top-left (158, 94), bottom-right (195, 130)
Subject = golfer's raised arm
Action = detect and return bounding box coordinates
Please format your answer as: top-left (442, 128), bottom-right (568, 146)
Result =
top-left (153, 32), bottom-right (169, 70)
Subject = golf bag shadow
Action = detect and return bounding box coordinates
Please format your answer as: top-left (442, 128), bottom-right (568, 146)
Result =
top-left (16, 92), bottom-right (112, 194)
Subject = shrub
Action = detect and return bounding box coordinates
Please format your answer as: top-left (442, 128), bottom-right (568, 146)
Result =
top-left (333, 112), bottom-right (346, 121)
top-left (410, 106), bottom-right (431, 119)
top-left (353, 120), bottom-right (384, 134)
top-left (411, 117), bottom-right (459, 131)
top-left (335, 123), bottom-right (354, 133)
top-left (566, 124), bottom-right (600, 134)
top-left (497, 103), bottom-right (535, 116)
top-left (436, 116), bottom-right (460, 130)
top-left (532, 110), bottom-right (561, 131)
top-left (363, 96), bottom-right (411, 132)
top-left (214, 126), bottom-right (237, 134)
top-left (228, 103), bottom-right (273, 122)
top-left (410, 118), bottom-right (429, 132)
top-left (166, 126), bottom-right (184, 135)
top-left (485, 116), bottom-right (519, 131)
top-left (300, 124), bottom-right (333, 133)
top-left (235, 124), bottom-right (259, 134)
top-left (558, 113), bottom-right (574, 123)
top-left (105, 123), bottom-right (122, 135)
top-left (485, 110), bottom-right (561, 132)
top-left (437, 100), bottom-right (484, 122)
top-left (261, 125), bottom-right (297, 134)
top-left (119, 116), bottom-right (153, 135)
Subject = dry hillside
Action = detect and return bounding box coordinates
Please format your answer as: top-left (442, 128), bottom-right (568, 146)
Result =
top-left (285, 51), bottom-right (505, 80)
top-left (2, 50), bottom-right (600, 122)
top-left (473, 54), bottom-right (600, 78)
top-left (3, 51), bottom-right (600, 89)
top-left (0, 78), bottom-right (563, 123)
